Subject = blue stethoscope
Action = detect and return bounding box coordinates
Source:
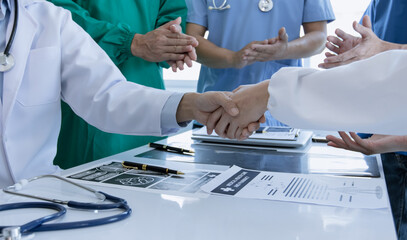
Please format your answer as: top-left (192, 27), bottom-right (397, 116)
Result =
top-left (0, 175), bottom-right (132, 239)
top-left (208, 0), bottom-right (274, 12)
top-left (0, 0), bottom-right (18, 72)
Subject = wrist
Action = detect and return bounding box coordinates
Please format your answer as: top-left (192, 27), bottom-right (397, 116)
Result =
top-left (227, 51), bottom-right (239, 68)
top-left (176, 92), bottom-right (199, 123)
top-left (255, 80), bottom-right (270, 112)
top-left (131, 34), bottom-right (144, 57)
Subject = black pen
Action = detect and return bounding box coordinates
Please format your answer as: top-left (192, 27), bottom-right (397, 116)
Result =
top-left (122, 161), bottom-right (184, 175)
top-left (148, 142), bottom-right (195, 154)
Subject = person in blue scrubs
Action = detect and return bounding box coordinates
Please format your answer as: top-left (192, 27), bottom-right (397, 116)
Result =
top-left (320, 1), bottom-right (407, 238)
top-left (363, 1), bottom-right (407, 238)
top-left (186, 0), bottom-right (335, 126)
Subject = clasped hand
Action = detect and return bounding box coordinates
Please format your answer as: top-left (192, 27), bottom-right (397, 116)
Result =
top-left (131, 17), bottom-right (199, 72)
top-left (203, 81), bottom-right (270, 140)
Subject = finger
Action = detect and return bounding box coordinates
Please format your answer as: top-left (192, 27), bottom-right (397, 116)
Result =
top-left (214, 114), bottom-right (232, 138)
top-left (167, 60), bottom-right (178, 72)
top-left (161, 17), bottom-right (182, 30)
top-left (326, 36), bottom-right (343, 48)
top-left (226, 120), bottom-right (239, 139)
top-left (325, 52), bottom-right (336, 57)
top-left (206, 107), bottom-right (223, 134)
top-left (235, 127), bottom-right (244, 141)
top-left (361, 15), bottom-right (372, 29)
top-left (320, 56), bottom-right (359, 68)
top-left (184, 55), bottom-right (193, 68)
top-left (334, 28), bottom-right (354, 41)
top-left (161, 44), bottom-right (193, 53)
top-left (353, 20), bottom-right (372, 39)
top-left (326, 135), bottom-right (348, 149)
top-left (176, 60), bottom-right (184, 71)
top-left (259, 115), bottom-right (266, 123)
top-left (212, 92), bottom-right (239, 117)
top-left (267, 37), bottom-right (278, 45)
top-left (349, 132), bottom-right (373, 153)
top-left (325, 42), bottom-right (341, 54)
top-left (247, 121), bottom-right (260, 133)
top-left (187, 47), bottom-right (197, 61)
top-left (338, 131), bottom-right (367, 153)
top-left (323, 52), bottom-right (357, 64)
top-left (161, 53), bottom-right (187, 61)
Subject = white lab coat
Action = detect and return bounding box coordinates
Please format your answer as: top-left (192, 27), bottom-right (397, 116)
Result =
top-left (0, 0), bottom-right (176, 186)
top-left (267, 50), bottom-right (407, 135)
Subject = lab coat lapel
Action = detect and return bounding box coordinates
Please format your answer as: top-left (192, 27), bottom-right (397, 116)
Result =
top-left (2, 0), bottom-right (37, 126)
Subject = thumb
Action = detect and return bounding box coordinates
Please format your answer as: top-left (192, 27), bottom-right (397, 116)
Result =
top-left (162, 17), bottom-right (182, 31)
top-left (214, 92), bottom-right (239, 116)
top-left (361, 15), bottom-right (372, 29)
top-left (353, 20), bottom-right (371, 39)
top-left (278, 27), bottom-right (288, 42)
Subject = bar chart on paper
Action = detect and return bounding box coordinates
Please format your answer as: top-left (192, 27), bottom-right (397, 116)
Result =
top-left (201, 166), bottom-right (386, 209)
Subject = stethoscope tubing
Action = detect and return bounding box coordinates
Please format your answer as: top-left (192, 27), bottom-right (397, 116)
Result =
top-left (33, 203), bottom-right (132, 232)
top-left (0, 202), bottom-right (66, 234)
top-left (2, 175), bottom-right (132, 233)
top-left (4, 0), bottom-right (18, 56)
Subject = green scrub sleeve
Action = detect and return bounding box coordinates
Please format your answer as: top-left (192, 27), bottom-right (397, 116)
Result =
top-left (48, 0), bottom-right (135, 66)
top-left (157, 0), bottom-right (188, 69)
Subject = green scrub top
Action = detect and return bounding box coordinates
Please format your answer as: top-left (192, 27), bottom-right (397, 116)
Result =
top-left (48, 0), bottom-right (187, 169)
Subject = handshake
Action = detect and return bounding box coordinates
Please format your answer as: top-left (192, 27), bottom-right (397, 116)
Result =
top-left (176, 80), bottom-right (271, 140)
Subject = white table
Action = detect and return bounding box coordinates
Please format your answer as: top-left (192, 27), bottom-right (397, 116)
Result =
top-left (0, 131), bottom-right (397, 240)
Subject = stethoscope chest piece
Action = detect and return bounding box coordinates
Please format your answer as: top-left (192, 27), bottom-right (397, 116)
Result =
top-left (258, 0), bottom-right (273, 12)
top-left (0, 52), bottom-right (15, 72)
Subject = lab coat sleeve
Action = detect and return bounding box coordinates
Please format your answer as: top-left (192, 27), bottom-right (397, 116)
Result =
top-left (59, 10), bottom-right (175, 136)
top-left (267, 50), bottom-right (407, 135)
top-left (48, 0), bottom-right (135, 66)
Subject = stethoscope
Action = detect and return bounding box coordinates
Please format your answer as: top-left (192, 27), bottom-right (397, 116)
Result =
top-left (0, 175), bottom-right (132, 240)
top-left (0, 0), bottom-right (18, 72)
top-left (208, 0), bottom-right (274, 12)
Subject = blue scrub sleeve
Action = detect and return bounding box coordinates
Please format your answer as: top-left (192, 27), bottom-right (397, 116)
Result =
top-left (303, 0), bottom-right (335, 23)
top-left (186, 0), bottom-right (208, 27)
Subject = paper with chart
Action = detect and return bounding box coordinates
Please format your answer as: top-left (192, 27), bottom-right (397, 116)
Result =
top-left (201, 166), bottom-right (387, 209)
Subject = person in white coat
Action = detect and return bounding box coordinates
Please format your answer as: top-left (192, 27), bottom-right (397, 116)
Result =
top-left (205, 49), bottom-right (407, 147)
top-left (0, 0), bottom-right (248, 188)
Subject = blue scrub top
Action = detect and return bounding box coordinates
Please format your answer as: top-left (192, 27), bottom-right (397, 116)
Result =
top-left (362, 0), bottom-right (407, 44)
top-left (362, 0), bottom-right (407, 155)
top-left (187, 0), bottom-right (335, 126)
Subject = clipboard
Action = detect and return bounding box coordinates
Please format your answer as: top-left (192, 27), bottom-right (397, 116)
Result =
top-left (192, 127), bottom-right (313, 148)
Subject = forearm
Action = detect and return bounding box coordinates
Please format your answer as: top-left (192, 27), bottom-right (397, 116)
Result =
top-left (195, 36), bottom-right (237, 68)
top-left (267, 50), bottom-right (407, 135)
top-left (283, 31), bottom-right (326, 59)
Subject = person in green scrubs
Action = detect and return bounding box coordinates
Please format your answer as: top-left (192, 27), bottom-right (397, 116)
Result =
top-left (48, 0), bottom-right (197, 169)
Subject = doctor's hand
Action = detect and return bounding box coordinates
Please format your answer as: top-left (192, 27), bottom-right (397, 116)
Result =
top-left (206, 81), bottom-right (270, 140)
top-left (319, 16), bottom-right (388, 69)
top-left (243, 27), bottom-right (289, 62)
top-left (176, 92), bottom-right (240, 127)
top-left (131, 17), bottom-right (199, 65)
top-left (326, 132), bottom-right (407, 155)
